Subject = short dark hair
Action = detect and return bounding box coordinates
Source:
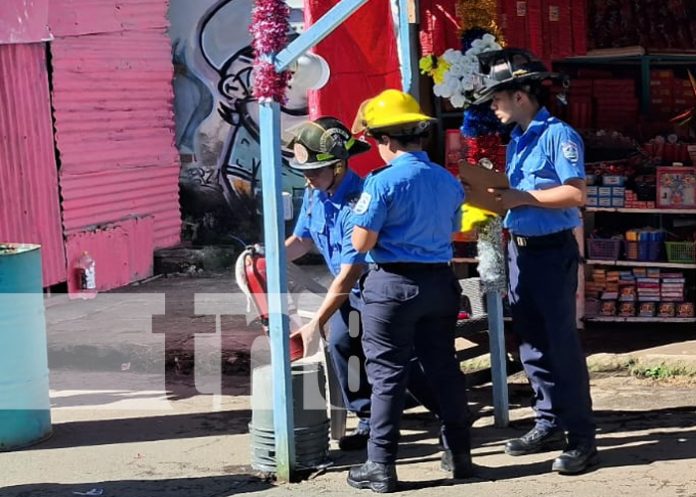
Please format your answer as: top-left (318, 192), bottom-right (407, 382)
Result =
top-left (503, 81), bottom-right (550, 106)
top-left (372, 132), bottom-right (425, 147)
top-left (369, 122), bottom-right (431, 147)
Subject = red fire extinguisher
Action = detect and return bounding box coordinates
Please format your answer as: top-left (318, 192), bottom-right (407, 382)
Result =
top-left (76, 251), bottom-right (97, 298)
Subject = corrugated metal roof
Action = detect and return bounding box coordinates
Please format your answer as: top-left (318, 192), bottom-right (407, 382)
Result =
top-left (51, 27), bottom-right (181, 250)
top-left (49, 0), bottom-right (168, 37)
top-left (0, 43), bottom-right (67, 287)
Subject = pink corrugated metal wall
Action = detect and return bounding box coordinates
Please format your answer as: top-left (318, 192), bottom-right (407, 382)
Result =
top-left (49, 0), bottom-right (169, 37)
top-left (0, 0), bottom-right (51, 44)
top-left (50, 1), bottom-right (181, 272)
top-left (0, 43), bottom-right (67, 286)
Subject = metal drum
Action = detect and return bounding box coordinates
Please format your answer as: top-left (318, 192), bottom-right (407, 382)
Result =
top-left (249, 361), bottom-right (330, 472)
top-left (0, 243), bottom-right (51, 450)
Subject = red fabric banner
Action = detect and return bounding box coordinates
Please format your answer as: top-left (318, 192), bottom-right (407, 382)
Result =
top-left (419, 0), bottom-right (460, 56)
top-left (305, 0), bottom-right (402, 176)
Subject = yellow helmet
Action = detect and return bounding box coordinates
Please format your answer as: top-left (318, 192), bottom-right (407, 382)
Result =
top-left (460, 203), bottom-right (496, 233)
top-left (351, 89), bottom-right (435, 134)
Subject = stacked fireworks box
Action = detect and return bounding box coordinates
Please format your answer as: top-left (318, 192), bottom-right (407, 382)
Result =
top-left (586, 267), bottom-right (692, 317)
top-left (586, 175), bottom-right (626, 208)
top-left (498, 0), bottom-right (587, 65)
top-left (650, 69), bottom-right (696, 119)
top-left (593, 79), bottom-right (640, 131)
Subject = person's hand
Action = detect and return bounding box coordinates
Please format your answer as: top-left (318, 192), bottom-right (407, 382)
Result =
top-left (291, 320), bottom-right (324, 358)
top-left (488, 187), bottom-right (530, 210)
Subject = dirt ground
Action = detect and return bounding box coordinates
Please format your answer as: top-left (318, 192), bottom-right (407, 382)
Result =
top-left (2, 370), bottom-right (696, 497)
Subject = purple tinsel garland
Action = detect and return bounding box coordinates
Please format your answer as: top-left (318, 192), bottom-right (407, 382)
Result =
top-left (249, 0), bottom-right (291, 103)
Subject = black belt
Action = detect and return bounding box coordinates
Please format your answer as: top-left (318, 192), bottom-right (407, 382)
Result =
top-left (512, 229), bottom-right (574, 248)
top-left (372, 262), bottom-right (450, 272)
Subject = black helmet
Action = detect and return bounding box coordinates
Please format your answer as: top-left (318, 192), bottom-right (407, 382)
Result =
top-left (471, 48), bottom-right (567, 105)
top-left (284, 116), bottom-right (371, 170)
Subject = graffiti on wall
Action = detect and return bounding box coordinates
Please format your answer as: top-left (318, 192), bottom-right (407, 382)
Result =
top-left (170, 0), bottom-right (309, 243)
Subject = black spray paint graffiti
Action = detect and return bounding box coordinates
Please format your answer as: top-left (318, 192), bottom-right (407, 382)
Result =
top-left (171, 0), bottom-right (331, 243)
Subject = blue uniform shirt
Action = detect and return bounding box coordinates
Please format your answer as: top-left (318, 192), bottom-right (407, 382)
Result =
top-left (352, 151), bottom-right (465, 263)
top-left (504, 107), bottom-right (585, 236)
top-left (293, 169), bottom-right (367, 279)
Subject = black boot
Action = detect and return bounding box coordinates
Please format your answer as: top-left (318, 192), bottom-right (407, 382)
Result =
top-left (505, 426), bottom-right (566, 456)
top-left (552, 440), bottom-right (599, 474)
top-left (339, 426), bottom-right (370, 451)
top-left (347, 460), bottom-right (398, 493)
top-left (440, 450), bottom-right (475, 479)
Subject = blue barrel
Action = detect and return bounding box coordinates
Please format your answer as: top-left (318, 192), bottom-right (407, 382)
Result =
top-left (0, 243), bottom-right (52, 450)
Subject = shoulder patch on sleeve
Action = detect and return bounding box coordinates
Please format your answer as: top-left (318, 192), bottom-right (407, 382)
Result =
top-left (345, 191), bottom-right (362, 209)
top-left (561, 141), bottom-right (579, 162)
top-left (353, 192), bottom-right (372, 215)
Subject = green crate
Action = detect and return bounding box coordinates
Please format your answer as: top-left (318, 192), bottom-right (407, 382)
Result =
top-left (665, 242), bottom-right (696, 264)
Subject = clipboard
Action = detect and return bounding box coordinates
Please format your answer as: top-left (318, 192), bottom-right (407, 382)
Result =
top-left (458, 161), bottom-right (510, 215)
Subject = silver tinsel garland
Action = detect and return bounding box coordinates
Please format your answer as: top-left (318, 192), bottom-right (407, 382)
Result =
top-left (476, 216), bottom-right (506, 293)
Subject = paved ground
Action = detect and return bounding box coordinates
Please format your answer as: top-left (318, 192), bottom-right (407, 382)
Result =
top-left (2, 270), bottom-right (696, 496)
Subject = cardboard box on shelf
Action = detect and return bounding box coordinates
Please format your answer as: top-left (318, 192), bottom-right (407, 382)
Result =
top-left (638, 302), bottom-right (656, 317)
top-left (656, 167), bottom-right (696, 208)
top-left (618, 302), bottom-right (636, 317)
top-left (652, 69), bottom-right (675, 80)
top-left (657, 302), bottom-right (676, 318)
top-left (677, 303), bottom-right (695, 318)
top-left (600, 301), bottom-right (617, 316)
top-left (611, 197), bottom-right (625, 207)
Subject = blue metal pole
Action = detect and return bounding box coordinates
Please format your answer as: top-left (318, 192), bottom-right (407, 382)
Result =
top-left (259, 101), bottom-right (296, 481)
top-left (262, 0), bottom-right (403, 481)
top-left (486, 290), bottom-right (509, 427)
top-left (275, 0), bottom-right (370, 72)
top-left (397, 0), bottom-right (415, 96)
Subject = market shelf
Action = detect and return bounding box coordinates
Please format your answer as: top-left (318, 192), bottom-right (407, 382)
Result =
top-left (585, 259), bottom-right (696, 269)
top-left (452, 257), bottom-right (478, 263)
top-left (553, 47), bottom-right (696, 113)
top-left (586, 207), bottom-right (696, 214)
top-left (585, 316), bottom-right (696, 323)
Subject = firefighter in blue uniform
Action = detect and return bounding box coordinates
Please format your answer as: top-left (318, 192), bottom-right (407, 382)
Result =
top-left (346, 90), bottom-right (473, 493)
top-left (471, 48), bottom-right (598, 474)
top-left (284, 116), bottom-right (437, 452)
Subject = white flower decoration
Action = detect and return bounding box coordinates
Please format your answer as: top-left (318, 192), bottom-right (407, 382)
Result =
top-left (431, 35), bottom-right (503, 108)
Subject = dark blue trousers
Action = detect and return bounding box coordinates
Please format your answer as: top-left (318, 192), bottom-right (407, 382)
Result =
top-left (327, 293), bottom-right (440, 429)
top-left (360, 265), bottom-right (470, 464)
top-left (507, 233), bottom-right (595, 443)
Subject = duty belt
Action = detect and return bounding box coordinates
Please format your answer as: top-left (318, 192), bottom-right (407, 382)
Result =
top-left (372, 262), bottom-right (450, 272)
top-left (512, 229), bottom-right (574, 248)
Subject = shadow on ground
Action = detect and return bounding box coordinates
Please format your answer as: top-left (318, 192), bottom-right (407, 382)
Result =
top-left (19, 409), bottom-right (252, 451)
top-left (0, 472), bottom-right (272, 497)
top-left (320, 404), bottom-right (696, 489)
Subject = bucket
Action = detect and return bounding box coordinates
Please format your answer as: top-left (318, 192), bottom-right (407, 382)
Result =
top-left (249, 361), bottom-right (330, 472)
top-left (0, 243), bottom-right (52, 450)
